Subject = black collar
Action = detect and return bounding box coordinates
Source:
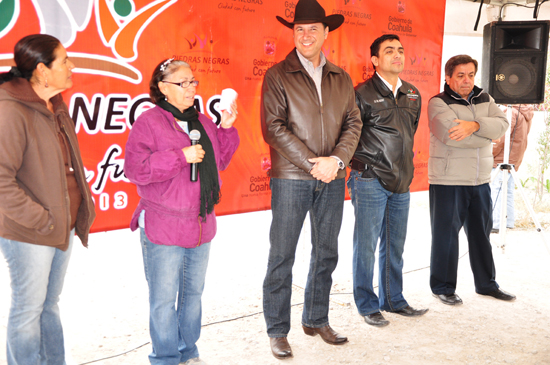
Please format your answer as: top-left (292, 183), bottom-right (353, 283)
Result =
top-left (444, 82), bottom-right (484, 104)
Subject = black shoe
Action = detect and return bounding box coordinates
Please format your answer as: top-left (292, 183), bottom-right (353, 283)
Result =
top-left (389, 305), bottom-right (429, 317)
top-left (433, 293), bottom-right (463, 305)
top-left (479, 289), bottom-right (516, 301)
top-left (363, 312), bottom-right (390, 327)
top-left (491, 228), bottom-right (499, 234)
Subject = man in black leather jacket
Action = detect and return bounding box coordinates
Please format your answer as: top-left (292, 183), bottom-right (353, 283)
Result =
top-left (347, 34), bottom-right (427, 328)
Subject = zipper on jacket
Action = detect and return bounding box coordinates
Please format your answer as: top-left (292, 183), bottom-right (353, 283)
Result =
top-left (53, 118), bottom-right (71, 247)
top-left (475, 148), bottom-right (480, 185)
top-left (196, 215), bottom-right (203, 247)
top-left (465, 97), bottom-right (481, 186)
top-left (305, 70), bottom-right (325, 154)
top-left (320, 103), bottom-right (325, 153)
top-left (392, 93), bottom-right (405, 193)
top-left (61, 120), bottom-right (92, 247)
top-left (448, 90), bottom-right (486, 187)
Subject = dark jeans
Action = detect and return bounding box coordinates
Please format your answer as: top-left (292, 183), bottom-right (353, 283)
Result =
top-left (263, 178), bottom-right (345, 337)
top-left (429, 184), bottom-right (499, 295)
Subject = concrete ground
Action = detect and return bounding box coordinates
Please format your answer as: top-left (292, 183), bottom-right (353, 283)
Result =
top-left (1, 190), bottom-right (549, 364)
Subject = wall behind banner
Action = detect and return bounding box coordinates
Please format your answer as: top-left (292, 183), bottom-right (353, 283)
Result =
top-left (0, 0), bottom-right (445, 233)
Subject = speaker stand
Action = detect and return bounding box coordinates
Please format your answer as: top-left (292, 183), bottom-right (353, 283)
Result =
top-left (491, 106), bottom-right (550, 254)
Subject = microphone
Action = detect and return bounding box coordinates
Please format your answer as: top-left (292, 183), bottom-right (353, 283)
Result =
top-left (189, 129), bottom-right (201, 182)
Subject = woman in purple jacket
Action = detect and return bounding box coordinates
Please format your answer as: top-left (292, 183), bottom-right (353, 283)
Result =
top-left (124, 58), bottom-right (239, 365)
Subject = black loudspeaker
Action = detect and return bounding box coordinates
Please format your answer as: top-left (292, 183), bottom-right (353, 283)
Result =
top-left (481, 21), bottom-right (550, 104)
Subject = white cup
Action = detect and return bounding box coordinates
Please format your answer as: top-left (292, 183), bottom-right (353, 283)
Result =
top-left (219, 88), bottom-right (238, 114)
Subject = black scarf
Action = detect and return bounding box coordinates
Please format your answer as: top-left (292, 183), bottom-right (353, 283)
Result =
top-left (158, 100), bottom-right (220, 219)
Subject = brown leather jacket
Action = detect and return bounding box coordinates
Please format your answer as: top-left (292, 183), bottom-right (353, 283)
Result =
top-left (492, 104), bottom-right (534, 171)
top-left (0, 78), bottom-right (95, 250)
top-left (261, 49), bottom-right (362, 180)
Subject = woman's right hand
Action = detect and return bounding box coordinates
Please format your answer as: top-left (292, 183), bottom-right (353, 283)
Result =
top-left (182, 144), bottom-right (205, 163)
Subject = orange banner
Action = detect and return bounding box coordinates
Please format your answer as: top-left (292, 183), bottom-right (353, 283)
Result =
top-left (0, 0), bottom-right (446, 232)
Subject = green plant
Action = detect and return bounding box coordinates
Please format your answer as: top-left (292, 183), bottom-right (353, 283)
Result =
top-left (520, 176), bottom-right (538, 189)
top-left (519, 178), bottom-right (529, 188)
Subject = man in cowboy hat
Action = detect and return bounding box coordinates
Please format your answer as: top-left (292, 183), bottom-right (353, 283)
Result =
top-left (261, 0), bottom-right (362, 360)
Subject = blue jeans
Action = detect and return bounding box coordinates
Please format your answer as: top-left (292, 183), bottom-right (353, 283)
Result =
top-left (347, 171), bottom-right (409, 315)
top-left (263, 178), bottom-right (345, 337)
top-left (0, 233), bottom-right (74, 365)
top-left (140, 228), bottom-right (210, 365)
top-left (491, 168), bottom-right (515, 229)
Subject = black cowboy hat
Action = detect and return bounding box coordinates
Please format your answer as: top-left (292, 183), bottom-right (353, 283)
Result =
top-left (276, 0), bottom-right (345, 32)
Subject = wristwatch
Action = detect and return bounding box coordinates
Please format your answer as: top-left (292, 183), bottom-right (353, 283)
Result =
top-left (331, 156), bottom-right (345, 170)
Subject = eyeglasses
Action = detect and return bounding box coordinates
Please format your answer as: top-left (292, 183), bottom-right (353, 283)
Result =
top-left (161, 80), bottom-right (199, 88)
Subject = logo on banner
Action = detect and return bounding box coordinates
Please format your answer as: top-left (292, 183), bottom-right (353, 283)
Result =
top-left (340, 0), bottom-right (362, 6)
top-left (388, 16), bottom-right (413, 34)
top-left (403, 54), bottom-right (434, 82)
top-left (175, 33), bottom-right (229, 75)
top-left (0, 0), bottom-right (177, 84)
top-left (332, 0), bottom-right (371, 26)
top-left (264, 39), bottom-right (276, 56)
top-left (398, 0), bottom-right (406, 14)
top-left (261, 154), bottom-right (271, 172)
top-left (409, 55), bottom-right (428, 67)
top-left (186, 34), bottom-right (209, 50)
top-left (239, 155), bottom-right (271, 199)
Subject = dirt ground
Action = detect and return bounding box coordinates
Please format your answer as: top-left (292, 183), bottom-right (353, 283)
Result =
top-left (1, 190), bottom-right (549, 365)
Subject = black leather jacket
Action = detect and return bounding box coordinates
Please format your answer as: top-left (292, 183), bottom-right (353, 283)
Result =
top-left (352, 73), bottom-right (421, 193)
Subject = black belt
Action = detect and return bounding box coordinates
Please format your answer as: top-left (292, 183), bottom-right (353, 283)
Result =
top-left (350, 160), bottom-right (366, 171)
top-left (350, 160), bottom-right (377, 178)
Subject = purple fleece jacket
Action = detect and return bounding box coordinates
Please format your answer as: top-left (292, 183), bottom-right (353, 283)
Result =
top-left (125, 106), bottom-right (239, 248)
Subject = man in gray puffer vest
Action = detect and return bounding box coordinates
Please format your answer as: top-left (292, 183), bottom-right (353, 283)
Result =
top-left (428, 54), bottom-right (515, 306)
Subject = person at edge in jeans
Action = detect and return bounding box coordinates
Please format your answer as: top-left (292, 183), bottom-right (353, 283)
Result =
top-left (348, 34), bottom-right (428, 328)
top-left (428, 54), bottom-right (515, 306)
top-left (260, 0), bottom-right (362, 360)
top-left (124, 58), bottom-right (239, 365)
top-left (490, 104), bottom-right (534, 231)
top-left (0, 34), bottom-right (96, 365)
